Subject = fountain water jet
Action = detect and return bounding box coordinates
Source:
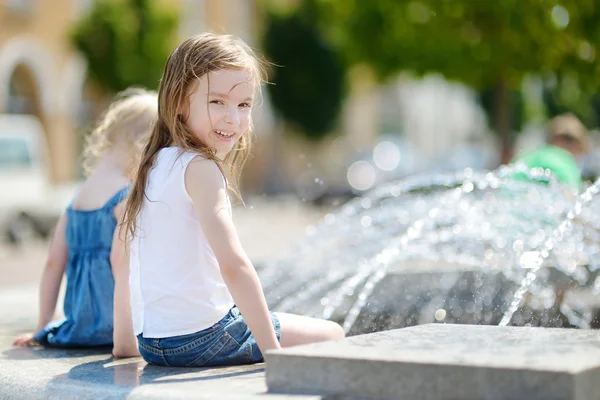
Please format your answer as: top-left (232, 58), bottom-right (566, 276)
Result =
top-left (499, 178), bottom-right (600, 326)
top-left (260, 164), bottom-right (600, 334)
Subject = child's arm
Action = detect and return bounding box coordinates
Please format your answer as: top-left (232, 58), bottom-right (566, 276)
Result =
top-left (13, 213), bottom-right (68, 346)
top-left (110, 203), bottom-right (140, 358)
top-left (186, 158), bottom-right (281, 354)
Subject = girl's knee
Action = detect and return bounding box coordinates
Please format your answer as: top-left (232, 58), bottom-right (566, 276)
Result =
top-left (325, 321), bottom-right (345, 340)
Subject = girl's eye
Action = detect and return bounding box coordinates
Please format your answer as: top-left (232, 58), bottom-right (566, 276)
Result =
top-left (239, 102), bottom-right (251, 108)
top-left (210, 100), bottom-right (224, 105)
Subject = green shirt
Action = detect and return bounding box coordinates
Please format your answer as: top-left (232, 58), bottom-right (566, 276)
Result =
top-left (512, 145), bottom-right (581, 187)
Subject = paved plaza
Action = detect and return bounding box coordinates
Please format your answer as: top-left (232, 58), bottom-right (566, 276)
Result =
top-left (0, 198), bottom-right (329, 399)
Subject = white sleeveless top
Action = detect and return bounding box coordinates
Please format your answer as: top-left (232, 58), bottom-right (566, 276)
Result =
top-left (129, 146), bottom-right (234, 338)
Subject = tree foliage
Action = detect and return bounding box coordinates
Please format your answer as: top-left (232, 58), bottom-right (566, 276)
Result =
top-left (262, 9), bottom-right (347, 141)
top-left (309, 0), bottom-right (599, 87)
top-left (305, 0), bottom-right (600, 154)
top-left (71, 0), bottom-right (178, 93)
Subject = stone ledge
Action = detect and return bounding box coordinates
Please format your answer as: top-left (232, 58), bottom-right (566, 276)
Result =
top-left (0, 335), bottom-right (320, 400)
top-left (265, 324), bottom-right (600, 400)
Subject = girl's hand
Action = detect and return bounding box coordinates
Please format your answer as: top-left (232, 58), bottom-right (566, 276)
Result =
top-left (112, 346), bottom-right (140, 359)
top-left (13, 333), bottom-right (39, 347)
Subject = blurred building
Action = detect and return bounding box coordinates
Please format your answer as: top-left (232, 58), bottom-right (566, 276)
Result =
top-left (0, 0), bottom-right (94, 182)
top-left (0, 0), bottom-right (266, 183)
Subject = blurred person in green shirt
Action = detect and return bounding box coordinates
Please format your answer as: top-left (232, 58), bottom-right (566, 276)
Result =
top-left (512, 113), bottom-right (589, 187)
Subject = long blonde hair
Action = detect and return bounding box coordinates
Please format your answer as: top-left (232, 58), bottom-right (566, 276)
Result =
top-left (122, 33), bottom-right (267, 240)
top-left (82, 88), bottom-right (158, 177)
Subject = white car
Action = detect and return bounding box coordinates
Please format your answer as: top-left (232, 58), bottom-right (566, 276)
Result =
top-left (0, 114), bottom-right (79, 243)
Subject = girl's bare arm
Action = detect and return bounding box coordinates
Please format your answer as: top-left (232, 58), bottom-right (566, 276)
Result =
top-left (185, 158), bottom-right (281, 354)
top-left (14, 213), bottom-right (68, 346)
top-left (110, 203), bottom-right (140, 358)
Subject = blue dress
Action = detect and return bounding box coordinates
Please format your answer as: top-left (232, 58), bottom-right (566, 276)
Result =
top-left (34, 186), bottom-right (130, 347)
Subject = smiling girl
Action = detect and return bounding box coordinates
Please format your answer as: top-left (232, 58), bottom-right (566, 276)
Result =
top-left (120, 33), bottom-right (344, 368)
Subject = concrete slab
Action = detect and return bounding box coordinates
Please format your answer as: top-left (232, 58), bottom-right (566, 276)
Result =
top-left (0, 335), bottom-right (320, 400)
top-left (0, 199), bottom-right (329, 399)
top-left (266, 323), bottom-right (600, 400)
top-left (0, 284), bottom-right (65, 334)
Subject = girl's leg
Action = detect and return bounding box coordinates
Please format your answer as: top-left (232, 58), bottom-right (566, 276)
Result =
top-left (274, 312), bottom-right (345, 347)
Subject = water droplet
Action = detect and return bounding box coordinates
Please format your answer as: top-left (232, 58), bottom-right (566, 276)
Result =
top-left (551, 5), bottom-right (570, 29)
top-left (347, 161), bottom-right (376, 191)
top-left (324, 213), bottom-right (335, 225)
top-left (434, 309), bottom-right (447, 321)
top-left (361, 216), bottom-right (372, 228)
top-left (512, 240), bottom-right (524, 253)
top-left (373, 141), bottom-right (401, 171)
top-left (305, 225), bottom-right (317, 236)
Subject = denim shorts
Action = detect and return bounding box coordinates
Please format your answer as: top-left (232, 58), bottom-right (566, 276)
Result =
top-left (137, 306), bottom-right (281, 367)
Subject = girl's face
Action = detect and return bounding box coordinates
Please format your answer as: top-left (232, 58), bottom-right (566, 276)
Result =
top-left (184, 68), bottom-right (255, 159)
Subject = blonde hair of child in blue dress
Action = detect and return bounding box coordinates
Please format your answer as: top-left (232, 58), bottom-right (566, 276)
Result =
top-left (121, 33), bottom-right (345, 368)
top-left (13, 88), bottom-right (157, 358)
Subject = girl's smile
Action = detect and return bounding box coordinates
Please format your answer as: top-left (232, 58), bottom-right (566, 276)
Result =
top-left (185, 69), bottom-right (255, 158)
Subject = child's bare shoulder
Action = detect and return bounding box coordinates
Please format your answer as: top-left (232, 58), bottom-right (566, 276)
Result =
top-left (185, 155), bottom-right (224, 187)
top-left (71, 173), bottom-right (129, 210)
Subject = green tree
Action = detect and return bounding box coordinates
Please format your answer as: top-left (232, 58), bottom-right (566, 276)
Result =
top-left (71, 0), bottom-right (178, 93)
top-left (305, 0), bottom-right (600, 161)
top-left (262, 9), bottom-right (347, 141)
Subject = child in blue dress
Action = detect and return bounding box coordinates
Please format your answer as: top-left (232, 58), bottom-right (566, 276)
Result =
top-left (13, 88), bottom-right (157, 357)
